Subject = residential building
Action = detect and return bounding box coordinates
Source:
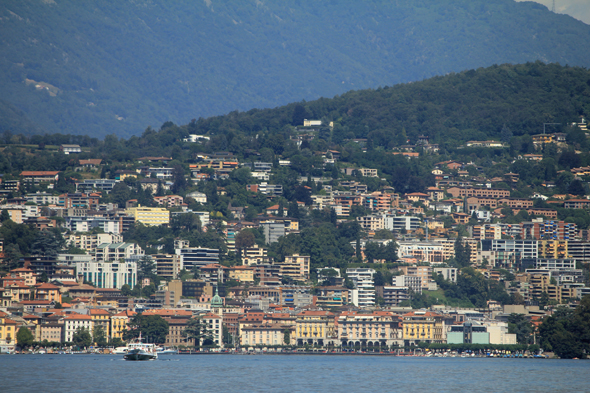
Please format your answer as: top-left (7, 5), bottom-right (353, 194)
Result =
top-left (201, 312), bottom-right (223, 348)
top-left (125, 206), bottom-right (170, 226)
top-left (392, 275), bottom-right (422, 293)
top-left (401, 311), bottom-right (445, 345)
top-left (280, 254), bottom-right (310, 280)
top-left (383, 215), bottom-right (421, 232)
top-left (20, 171), bottom-right (59, 185)
top-left (433, 267), bottom-right (458, 283)
top-left (95, 243), bottom-right (144, 262)
top-left (154, 254), bottom-right (182, 279)
top-left (77, 179), bottom-right (119, 193)
top-left (446, 187), bottom-right (510, 198)
top-left (375, 286), bottom-right (410, 307)
top-left (260, 221), bottom-right (286, 244)
top-left (346, 268), bottom-right (376, 307)
top-left (295, 310), bottom-right (336, 346)
top-left (241, 322), bottom-right (295, 347)
top-left (480, 239), bottom-right (538, 269)
top-left (175, 247), bottom-right (220, 270)
top-left (64, 313), bottom-right (94, 343)
top-left (337, 311), bottom-right (401, 349)
top-left (111, 310), bottom-right (136, 340)
top-left (76, 260), bottom-right (137, 289)
top-left (315, 286), bottom-right (350, 308)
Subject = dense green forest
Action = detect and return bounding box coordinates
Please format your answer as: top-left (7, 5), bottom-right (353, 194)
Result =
top-left (1, 0), bottom-right (590, 137)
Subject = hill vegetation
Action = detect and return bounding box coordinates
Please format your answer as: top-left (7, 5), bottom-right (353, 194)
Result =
top-left (1, 0), bottom-right (590, 137)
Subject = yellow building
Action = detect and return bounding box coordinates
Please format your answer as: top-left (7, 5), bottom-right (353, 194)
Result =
top-left (10, 268), bottom-right (37, 286)
top-left (402, 311), bottom-right (444, 344)
top-left (110, 310), bottom-right (136, 341)
top-left (125, 206), bottom-right (170, 226)
top-left (89, 309), bottom-right (111, 339)
top-left (229, 266), bottom-right (255, 282)
top-left (295, 310), bottom-right (336, 346)
top-left (538, 240), bottom-right (569, 259)
top-left (283, 254), bottom-right (310, 280)
top-left (0, 311), bottom-right (18, 350)
top-left (34, 283), bottom-right (62, 303)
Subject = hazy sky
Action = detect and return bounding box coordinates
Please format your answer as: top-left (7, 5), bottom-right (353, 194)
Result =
top-left (515, 0), bottom-right (590, 24)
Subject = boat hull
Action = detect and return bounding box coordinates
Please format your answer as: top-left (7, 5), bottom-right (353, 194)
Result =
top-left (124, 349), bottom-right (157, 361)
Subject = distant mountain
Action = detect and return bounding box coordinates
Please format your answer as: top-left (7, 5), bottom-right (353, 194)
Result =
top-left (1, 0), bottom-right (590, 138)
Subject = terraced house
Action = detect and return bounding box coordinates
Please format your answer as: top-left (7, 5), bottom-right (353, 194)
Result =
top-left (402, 311), bottom-right (445, 346)
top-left (295, 310), bottom-right (336, 346)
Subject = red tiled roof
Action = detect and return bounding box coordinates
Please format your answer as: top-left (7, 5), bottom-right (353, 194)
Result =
top-left (35, 283), bottom-right (60, 289)
top-left (20, 171), bottom-right (59, 176)
top-left (64, 313), bottom-right (92, 320)
top-left (89, 309), bottom-right (111, 316)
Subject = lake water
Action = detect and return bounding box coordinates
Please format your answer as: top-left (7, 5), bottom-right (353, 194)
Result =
top-left (0, 354), bottom-right (588, 392)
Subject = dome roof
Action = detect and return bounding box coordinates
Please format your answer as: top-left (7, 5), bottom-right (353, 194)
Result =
top-left (211, 286), bottom-right (223, 308)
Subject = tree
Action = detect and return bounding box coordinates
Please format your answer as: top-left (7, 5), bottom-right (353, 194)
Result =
top-left (172, 165), bottom-right (187, 194)
top-left (16, 327), bottom-right (34, 349)
top-left (507, 313), bottom-right (533, 344)
top-left (137, 256), bottom-right (156, 282)
top-left (30, 229), bottom-right (66, 258)
top-left (568, 179), bottom-right (586, 196)
top-left (235, 230), bottom-right (255, 259)
top-left (500, 124), bottom-right (513, 144)
top-left (283, 329), bottom-right (291, 345)
top-left (364, 242), bottom-right (381, 263)
top-left (72, 327), bottom-right (92, 348)
top-left (123, 313), bottom-right (169, 344)
top-left (0, 209), bottom-right (10, 223)
top-left (93, 325), bottom-right (108, 347)
top-left (184, 317), bottom-right (214, 349)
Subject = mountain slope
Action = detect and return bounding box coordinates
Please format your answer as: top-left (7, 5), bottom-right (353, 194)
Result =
top-left (1, 0), bottom-right (590, 138)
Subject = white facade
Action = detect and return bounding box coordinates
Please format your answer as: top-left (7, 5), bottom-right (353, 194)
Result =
top-left (186, 191), bottom-right (207, 204)
top-left (64, 316), bottom-right (93, 343)
top-left (95, 242), bottom-right (144, 262)
top-left (383, 215), bottom-right (421, 231)
top-left (76, 260), bottom-right (137, 289)
top-left (174, 247), bottom-right (220, 270)
top-left (346, 268), bottom-right (376, 308)
top-left (392, 275), bottom-right (422, 294)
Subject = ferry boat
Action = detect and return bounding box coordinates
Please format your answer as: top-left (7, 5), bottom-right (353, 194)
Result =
top-left (112, 346), bottom-right (129, 355)
top-left (123, 334), bottom-right (158, 361)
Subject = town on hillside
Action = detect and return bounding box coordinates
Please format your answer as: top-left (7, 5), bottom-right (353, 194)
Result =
top-left (0, 118), bottom-right (589, 358)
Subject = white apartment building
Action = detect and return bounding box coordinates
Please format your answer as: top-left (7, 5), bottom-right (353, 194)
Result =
top-left (346, 268), bottom-right (376, 308)
top-left (383, 215), bottom-right (421, 232)
top-left (94, 242), bottom-right (144, 262)
top-left (175, 247), bottom-right (220, 270)
top-left (65, 233), bottom-right (124, 253)
top-left (357, 215), bottom-right (385, 231)
top-left (76, 260), bottom-right (137, 289)
top-left (63, 314), bottom-right (94, 343)
top-left (392, 275), bottom-right (422, 294)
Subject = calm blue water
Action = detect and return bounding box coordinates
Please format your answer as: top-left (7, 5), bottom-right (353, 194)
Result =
top-left (0, 354), bottom-right (588, 392)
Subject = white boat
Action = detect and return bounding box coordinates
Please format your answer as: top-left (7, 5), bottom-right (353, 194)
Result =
top-left (113, 346), bottom-right (129, 355)
top-left (156, 346), bottom-right (178, 355)
top-left (123, 334), bottom-right (158, 361)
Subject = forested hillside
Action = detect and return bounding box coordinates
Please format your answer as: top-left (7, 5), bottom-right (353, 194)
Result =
top-left (1, 0), bottom-right (590, 137)
top-left (186, 62), bottom-right (590, 147)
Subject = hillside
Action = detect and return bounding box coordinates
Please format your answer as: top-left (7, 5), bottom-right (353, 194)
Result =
top-left (188, 62), bottom-right (590, 147)
top-left (1, 0), bottom-right (590, 138)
